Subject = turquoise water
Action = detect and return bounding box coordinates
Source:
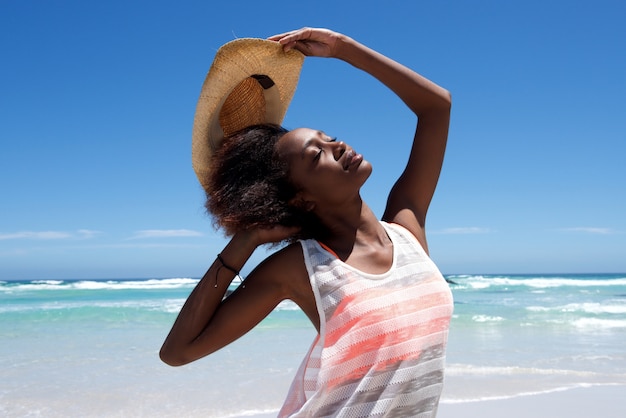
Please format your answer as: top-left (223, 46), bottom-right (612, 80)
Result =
top-left (442, 273), bottom-right (626, 403)
top-left (2, 274), bottom-right (625, 416)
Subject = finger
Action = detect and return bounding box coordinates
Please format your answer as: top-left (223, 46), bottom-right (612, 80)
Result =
top-left (267, 33), bottom-right (300, 52)
top-left (267, 28), bottom-right (304, 42)
top-left (271, 28), bottom-right (314, 45)
top-left (286, 28), bottom-right (314, 44)
top-left (267, 31), bottom-right (292, 41)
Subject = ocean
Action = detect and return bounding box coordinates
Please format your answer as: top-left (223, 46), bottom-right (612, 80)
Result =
top-left (2, 273), bottom-right (625, 417)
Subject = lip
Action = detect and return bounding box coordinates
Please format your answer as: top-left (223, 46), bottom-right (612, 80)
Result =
top-left (343, 149), bottom-right (363, 170)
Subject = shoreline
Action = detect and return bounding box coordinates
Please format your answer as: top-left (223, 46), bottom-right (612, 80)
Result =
top-left (231, 384), bottom-right (626, 418)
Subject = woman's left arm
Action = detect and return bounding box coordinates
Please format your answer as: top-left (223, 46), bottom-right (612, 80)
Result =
top-left (271, 28), bottom-right (451, 250)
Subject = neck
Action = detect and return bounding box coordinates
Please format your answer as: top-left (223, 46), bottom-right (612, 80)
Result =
top-left (314, 198), bottom-right (389, 259)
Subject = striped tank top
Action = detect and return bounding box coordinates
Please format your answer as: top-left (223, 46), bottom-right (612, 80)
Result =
top-left (278, 222), bottom-right (453, 417)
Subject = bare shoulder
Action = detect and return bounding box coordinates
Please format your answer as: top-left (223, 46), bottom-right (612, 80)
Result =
top-left (251, 242), bottom-right (310, 298)
top-left (252, 242), bottom-right (318, 328)
top-left (255, 242), bottom-right (305, 274)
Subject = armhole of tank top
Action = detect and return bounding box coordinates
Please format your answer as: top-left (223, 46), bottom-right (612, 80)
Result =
top-left (383, 221), bottom-right (428, 255)
top-left (298, 240), bottom-right (328, 340)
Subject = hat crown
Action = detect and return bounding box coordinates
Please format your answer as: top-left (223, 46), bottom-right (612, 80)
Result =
top-left (219, 76), bottom-right (267, 138)
top-left (191, 38), bottom-right (304, 191)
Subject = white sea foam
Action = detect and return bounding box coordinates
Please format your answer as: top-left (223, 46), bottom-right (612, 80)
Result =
top-left (73, 278), bottom-right (199, 290)
top-left (471, 315), bottom-right (505, 323)
top-left (468, 281), bottom-right (491, 289)
top-left (446, 364), bottom-right (604, 377)
top-left (458, 276), bottom-right (626, 289)
top-left (440, 383), bottom-right (621, 404)
top-left (0, 294), bottom-right (299, 314)
top-left (527, 302), bottom-right (626, 314)
top-left (0, 297), bottom-right (189, 313)
top-left (276, 300), bottom-right (301, 311)
top-left (572, 317), bottom-right (626, 329)
top-left (31, 279), bottom-right (64, 285)
top-left (160, 298), bottom-right (185, 313)
top-left (220, 408), bottom-right (280, 417)
top-left (0, 277), bottom-right (199, 292)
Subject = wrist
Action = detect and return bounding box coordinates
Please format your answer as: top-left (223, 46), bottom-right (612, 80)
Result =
top-left (230, 230), bottom-right (261, 252)
top-left (332, 33), bottom-right (354, 61)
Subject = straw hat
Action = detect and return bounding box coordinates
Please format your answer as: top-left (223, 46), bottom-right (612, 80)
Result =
top-left (191, 38), bottom-right (304, 191)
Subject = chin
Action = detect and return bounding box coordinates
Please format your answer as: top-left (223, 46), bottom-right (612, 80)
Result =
top-left (362, 159), bottom-right (373, 175)
top-left (359, 161), bottom-right (374, 182)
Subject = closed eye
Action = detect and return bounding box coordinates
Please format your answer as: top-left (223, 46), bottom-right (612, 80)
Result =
top-left (313, 137), bottom-right (338, 161)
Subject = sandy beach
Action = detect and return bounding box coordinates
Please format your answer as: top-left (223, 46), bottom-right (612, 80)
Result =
top-left (437, 385), bottom-right (626, 418)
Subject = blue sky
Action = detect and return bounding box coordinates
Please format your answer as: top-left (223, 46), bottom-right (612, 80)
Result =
top-left (1, 0), bottom-right (624, 280)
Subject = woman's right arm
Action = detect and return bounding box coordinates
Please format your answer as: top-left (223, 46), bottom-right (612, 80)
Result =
top-left (159, 226), bottom-right (301, 366)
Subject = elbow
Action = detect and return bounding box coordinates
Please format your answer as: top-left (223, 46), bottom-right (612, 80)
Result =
top-left (159, 348), bottom-right (182, 367)
top-left (416, 88), bottom-right (451, 116)
top-left (440, 88), bottom-right (452, 110)
top-left (434, 89), bottom-right (452, 120)
top-left (159, 343), bottom-right (190, 367)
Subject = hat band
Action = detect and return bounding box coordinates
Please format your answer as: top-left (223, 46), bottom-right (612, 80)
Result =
top-left (251, 74), bottom-right (275, 89)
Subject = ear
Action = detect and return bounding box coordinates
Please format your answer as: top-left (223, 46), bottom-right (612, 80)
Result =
top-left (303, 200), bottom-right (316, 212)
top-left (289, 194), bottom-right (316, 212)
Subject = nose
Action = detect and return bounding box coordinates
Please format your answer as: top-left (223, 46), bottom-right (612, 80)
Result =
top-left (331, 141), bottom-right (346, 161)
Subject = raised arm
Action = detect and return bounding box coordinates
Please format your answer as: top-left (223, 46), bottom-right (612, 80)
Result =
top-left (159, 226), bottom-right (305, 366)
top-left (270, 28), bottom-right (451, 250)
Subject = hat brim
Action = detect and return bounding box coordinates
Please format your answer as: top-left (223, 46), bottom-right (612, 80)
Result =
top-left (191, 38), bottom-right (304, 191)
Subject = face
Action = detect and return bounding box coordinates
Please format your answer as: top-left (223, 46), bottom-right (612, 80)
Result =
top-left (275, 128), bottom-right (372, 210)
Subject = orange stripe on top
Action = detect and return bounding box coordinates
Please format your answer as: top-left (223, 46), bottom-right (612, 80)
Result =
top-left (318, 241), bottom-right (338, 258)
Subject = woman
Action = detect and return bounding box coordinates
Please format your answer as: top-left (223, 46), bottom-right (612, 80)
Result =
top-left (161, 27), bottom-right (453, 417)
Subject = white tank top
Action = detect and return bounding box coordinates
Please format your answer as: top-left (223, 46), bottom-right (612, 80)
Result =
top-left (279, 222), bottom-right (454, 417)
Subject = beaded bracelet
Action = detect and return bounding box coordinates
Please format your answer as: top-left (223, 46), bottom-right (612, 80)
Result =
top-left (215, 253), bottom-right (244, 288)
